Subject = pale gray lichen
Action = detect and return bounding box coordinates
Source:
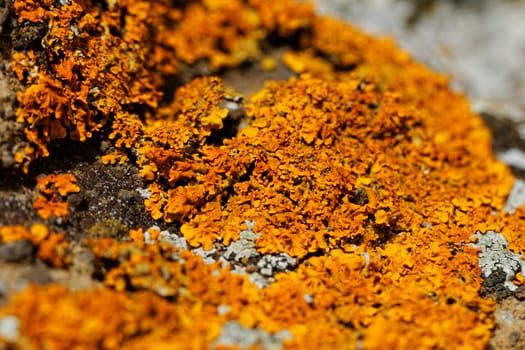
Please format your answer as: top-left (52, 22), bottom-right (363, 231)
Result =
top-left (193, 247), bottom-right (218, 265)
top-left (224, 220), bottom-right (260, 261)
top-left (144, 225), bottom-right (189, 251)
top-left (502, 179), bottom-right (525, 214)
top-left (151, 221), bottom-right (297, 289)
top-left (212, 321), bottom-right (293, 350)
top-left (359, 252), bottom-right (370, 273)
top-left (142, 226), bottom-right (189, 262)
top-left (469, 230), bottom-right (525, 291)
top-left (421, 221), bottom-right (434, 229)
top-left (248, 272), bottom-right (271, 289)
top-left (158, 228), bottom-right (188, 251)
top-left (304, 293), bottom-right (314, 304)
top-left (135, 187), bottom-right (151, 199)
top-left (257, 254), bottom-right (296, 277)
top-left (143, 227), bottom-right (156, 245)
top-left (222, 221), bottom-right (297, 288)
top-left (227, 263), bottom-right (247, 275)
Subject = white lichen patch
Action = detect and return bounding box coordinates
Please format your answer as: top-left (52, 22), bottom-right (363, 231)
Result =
top-left (224, 220), bottom-right (260, 261)
top-left (193, 247), bottom-right (217, 265)
top-left (135, 187), bottom-right (151, 199)
top-left (469, 230), bottom-right (525, 291)
top-left (221, 221), bottom-right (297, 288)
top-left (212, 320), bottom-right (292, 350)
top-left (143, 227), bottom-right (156, 245)
top-left (149, 221), bottom-right (297, 289)
top-left (248, 272), bottom-right (271, 289)
top-left (158, 229), bottom-right (188, 251)
top-left (304, 293), bottom-right (313, 304)
top-left (257, 254), bottom-right (296, 277)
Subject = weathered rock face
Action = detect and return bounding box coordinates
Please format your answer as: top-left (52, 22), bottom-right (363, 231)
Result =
top-left (1, 0), bottom-right (525, 349)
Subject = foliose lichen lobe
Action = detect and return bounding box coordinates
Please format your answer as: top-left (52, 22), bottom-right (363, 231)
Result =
top-left (1, 0), bottom-right (523, 349)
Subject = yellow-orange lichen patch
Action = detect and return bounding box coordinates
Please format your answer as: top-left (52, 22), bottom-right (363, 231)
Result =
top-left (109, 38), bottom-right (512, 349)
top-left (98, 67), bottom-right (510, 348)
top-left (33, 173), bottom-right (80, 220)
top-left (283, 50), bottom-right (336, 79)
top-left (86, 236), bottom-right (251, 300)
top-left (3, 220), bottom-right (497, 349)
top-left (0, 224), bottom-right (69, 267)
top-left (249, 0), bottom-right (315, 38)
top-left (6, 0), bottom-right (524, 349)
top-left (168, 0), bottom-right (264, 70)
top-left (13, 0), bottom-right (49, 23)
top-left (12, 0), bottom-right (162, 167)
top-left (132, 72), bottom-right (509, 260)
top-left (11, 0), bottom-right (286, 169)
top-left (127, 77), bottom-right (244, 228)
top-left (0, 285), bottom-right (225, 350)
top-left (101, 150), bottom-right (129, 165)
top-left (82, 235), bottom-right (358, 346)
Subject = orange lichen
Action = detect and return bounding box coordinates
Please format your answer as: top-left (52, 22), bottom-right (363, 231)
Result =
top-left (11, 0), bottom-right (275, 170)
top-left (0, 224), bottom-right (69, 267)
top-left (168, 0), bottom-right (264, 69)
top-left (101, 151), bottom-right (129, 165)
top-left (0, 227), bottom-right (496, 349)
top-left (0, 285), bottom-right (225, 350)
top-left (131, 72), bottom-right (509, 261)
top-left (283, 50), bottom-right (336, 79)
top-left (12, 0), bottom-right (161, 167)
top-left (33, 173), bottom-right (80, 220)
top-left (4, 0), bottom-right (523, 349)
top-left (249, 0), bottom-right (315, 37)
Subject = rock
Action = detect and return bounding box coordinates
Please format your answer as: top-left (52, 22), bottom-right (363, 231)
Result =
top-left (0, 240), bottom-right (34, 263)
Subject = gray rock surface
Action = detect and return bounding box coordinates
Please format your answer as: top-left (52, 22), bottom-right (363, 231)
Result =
top-left (316, 0), bottom-right (525, 110)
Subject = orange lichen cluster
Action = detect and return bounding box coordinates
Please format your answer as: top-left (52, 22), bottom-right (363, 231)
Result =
top-left (10, 0), bottom-right (282, 170)
top-left (86, 236), bottom-right (261, 307)
top-left (33, 173), bottom-right (80, 220)
top-left (12, 0), bottom-right (159, 168)
top-left (0, 236), bottom-right (271, 349)
top-left (249, 0), bottom-right (315, 37)
top-left (0, 228), bottom-right (496, 349)
top-left (168, 0), bottom-right (264, 69)
top-left (131, 72), bottom-right (511, 260)
top-left (0, 285), bottom-right (224, 350)
top-left (100, 150), bottom-right (129, 165)
top-left (4, 0), bottom-right (524, 349)
top-left (0, 224), bottom-right (69, 267)
top-left (109, 72), bottom-right (504, 347)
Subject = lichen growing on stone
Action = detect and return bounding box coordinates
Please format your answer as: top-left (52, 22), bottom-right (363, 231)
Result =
top-left (33, 173), bottom-right (80, 221)
top-left (470, 230), bottom-right (525, 291)
top-left (1, 0), bottom-right (525, 349)
top-left (0, 224), bottom-right (69, 267)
